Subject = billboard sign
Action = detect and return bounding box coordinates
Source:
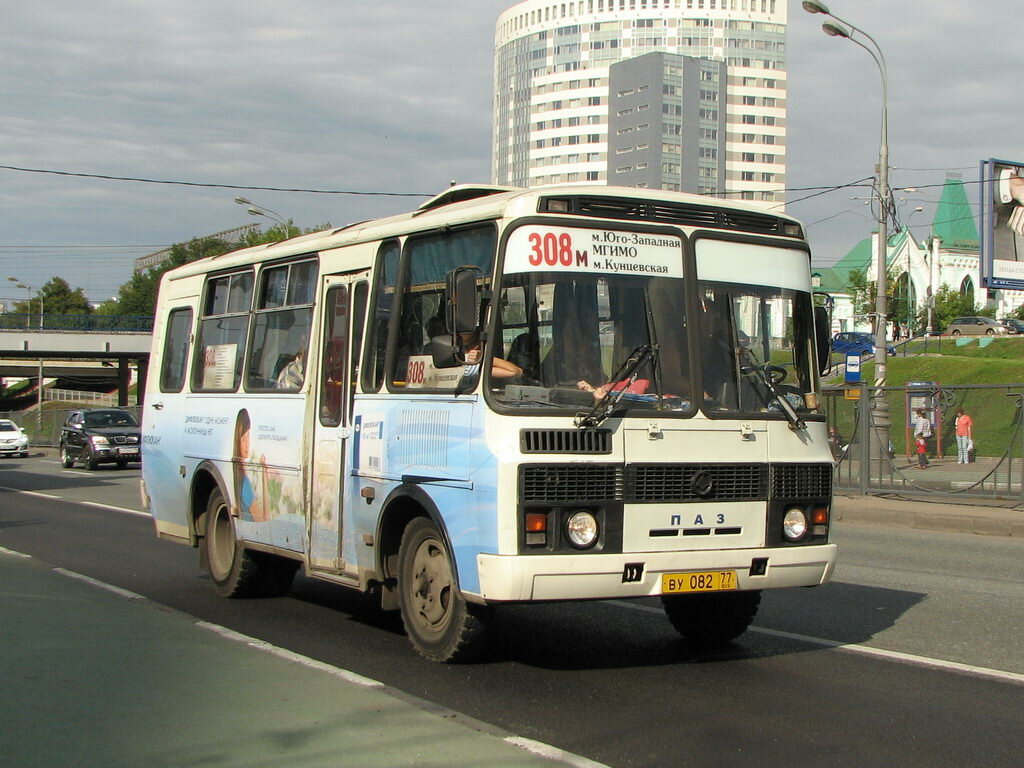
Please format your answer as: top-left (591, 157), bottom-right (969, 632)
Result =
top-left (979, 158), bottom-right (1024, 289)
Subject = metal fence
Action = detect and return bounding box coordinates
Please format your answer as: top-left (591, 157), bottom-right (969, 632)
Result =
top-left (825, 384), bottom-right (1024, 500)
top-left (0, 314), bottom-right (153, 332)
top-left (0, 405), bottom-right (142, 448)
top-left (45, 389), bottom-right (119, 406)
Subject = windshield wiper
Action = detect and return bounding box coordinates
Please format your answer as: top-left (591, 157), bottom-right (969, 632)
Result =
top-left (739, 351), bottom-right (806, 431)
top-left (574, 344), bottom-right (659, 429)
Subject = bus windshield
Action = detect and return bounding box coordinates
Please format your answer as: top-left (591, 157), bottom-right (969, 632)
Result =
top-left (491, 223), bottom-right (694, 413)
top-left (697, 280), bottom-right (818, 417)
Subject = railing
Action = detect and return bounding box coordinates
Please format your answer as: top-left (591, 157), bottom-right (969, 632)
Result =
top-left (825, 383), bottom-right (1024, 500)
top-left (0, 314), bottom-right (154, 332)
top-left (45, 389), bottom-right (119, 406)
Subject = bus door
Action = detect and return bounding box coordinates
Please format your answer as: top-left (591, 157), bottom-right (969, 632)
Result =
top-left (308, 273), bottom-right (367, 573)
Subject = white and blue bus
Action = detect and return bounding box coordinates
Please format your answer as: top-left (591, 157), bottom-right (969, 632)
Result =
top-left (142, 184), bottom-right (836, 661)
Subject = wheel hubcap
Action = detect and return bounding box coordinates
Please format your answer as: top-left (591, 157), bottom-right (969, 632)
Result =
top-left (410, 537), bottom-right (453, 634)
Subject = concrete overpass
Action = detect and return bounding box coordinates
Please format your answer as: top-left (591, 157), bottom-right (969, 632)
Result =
top-left (0, 327), bottom-right (152, 406)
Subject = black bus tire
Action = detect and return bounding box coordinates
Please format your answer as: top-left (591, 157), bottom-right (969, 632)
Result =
top-left (203, 488), bottom-right (265, 598)
top-left (397, 516), bottom-right (490, 663)
top-left (661, 590), bottom-right (762, 647)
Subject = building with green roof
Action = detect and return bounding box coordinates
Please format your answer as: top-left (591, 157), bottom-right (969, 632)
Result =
top-left (813, 178), bottom-right (1022, 336)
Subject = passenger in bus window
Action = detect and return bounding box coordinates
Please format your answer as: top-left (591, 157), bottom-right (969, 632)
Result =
top-left (276, 346), bottom-right (306, 388)
top-left (233, 409), bottom-right (267, 521)
top-left (576, 376), bottom-right (650, 400)
top-left (460, 332), bottom-right (522, 388)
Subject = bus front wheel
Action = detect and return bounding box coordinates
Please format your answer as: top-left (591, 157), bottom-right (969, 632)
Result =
top-left (203, 488), bottom-right (297, 598)
top-left (661, 590), bottom-right (761, 647)
top-left (397, 517), bottom-right (490, 663)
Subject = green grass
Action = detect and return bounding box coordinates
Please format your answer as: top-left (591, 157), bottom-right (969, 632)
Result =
top-left (825, 345), bottom-right (1024, 457)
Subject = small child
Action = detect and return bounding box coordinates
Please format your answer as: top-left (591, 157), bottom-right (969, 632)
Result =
top-left (915, 435), bottom-right (929, 469)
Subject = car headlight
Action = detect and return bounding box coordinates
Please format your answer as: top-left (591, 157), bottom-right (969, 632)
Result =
top-left (565, 510), bottom-right (599, 549)
top-left (90, 435), bottom-right (110, 446)
top-left (782, 507), bottom-right (809, 541)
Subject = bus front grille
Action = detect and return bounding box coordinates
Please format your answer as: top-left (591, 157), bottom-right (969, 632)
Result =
top-left (628, 464), bottom-right (768, 503)
top-left (520, 465), bottom-right (624, 503)
top-left (520, 463), bottom-right (831, 504)
top-left (520, 429), bottom-right (612, 454)
top-left (770, 463), bottom-right (833, 499)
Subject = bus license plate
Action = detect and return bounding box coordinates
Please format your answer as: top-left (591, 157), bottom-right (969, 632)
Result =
top-left (662, 570), bottom-right (737, 594)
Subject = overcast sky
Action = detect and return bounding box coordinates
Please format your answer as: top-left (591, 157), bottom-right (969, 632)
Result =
top-left (1, 0), bottom-right (1021, 305)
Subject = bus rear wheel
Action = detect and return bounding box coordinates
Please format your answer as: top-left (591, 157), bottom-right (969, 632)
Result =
top-left (661, 590), bottom-right (762, 647)
top-left (397, 517), bottom-right (490, 663)
top-left (203, 488), bottom-right (297, 598)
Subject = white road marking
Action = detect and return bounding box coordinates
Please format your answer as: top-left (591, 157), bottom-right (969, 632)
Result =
top-left (504, 737), bottom-right (612, 768)
top-left (613, 600), bottom-right (1024, 687)
top-left (54, 568), bottom-right (146, 600)
top-left (0, 486), bottom-right (147, 516)
top-left (79, 501), bottom-right (150, 517)
top-left (0, 487), bottom-right (61, 499)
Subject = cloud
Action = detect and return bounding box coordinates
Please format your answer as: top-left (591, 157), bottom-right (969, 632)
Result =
top-left (1, 0), bottom-right (1021, 295)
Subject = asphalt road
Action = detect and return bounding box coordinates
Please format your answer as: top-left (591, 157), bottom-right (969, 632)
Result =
top-left (2, 452), bottom-right (1023, 768)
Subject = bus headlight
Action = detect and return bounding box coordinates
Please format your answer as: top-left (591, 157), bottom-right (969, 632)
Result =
top-left (782, 507), bottom-right (809, 541)
top-left (566, 510), bottom-right (599, 549)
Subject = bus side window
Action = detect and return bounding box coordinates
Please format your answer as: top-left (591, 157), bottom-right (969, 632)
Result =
top-left (349, 281), bottom-right (368, 420)
top-left (246, 259), bottom-right (318, 391)
top-left (390, 226), bottom-right (496, 391)
top-left (192, 271), bottom-right (253, 392)
top-left (362, 241), bottom-right (400, 393)
top-left (318, 285), bottom-right (349, 427)
top-left (160, 308), bottom-right (193, 393)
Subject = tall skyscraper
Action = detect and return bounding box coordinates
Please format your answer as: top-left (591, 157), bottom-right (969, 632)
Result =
top-left (493, 0), bottom-right (787, 209)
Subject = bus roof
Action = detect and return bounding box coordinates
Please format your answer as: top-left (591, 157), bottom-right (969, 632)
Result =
top-left (162, 184), bottom-right (805, 281)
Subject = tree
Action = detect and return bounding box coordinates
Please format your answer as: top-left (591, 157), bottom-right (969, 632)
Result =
top-left (102, 236), bottom-right (235, 317)
top-left (101, 221), bottom-right (325, 317)
top-left (12, 277), bottom-right (92, 316)
top-left (845, 265), bottom-right (900, 334)
top-left (917, 283), bottom-right (990, 333)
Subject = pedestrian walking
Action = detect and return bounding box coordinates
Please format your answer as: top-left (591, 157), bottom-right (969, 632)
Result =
top-left (954, 407), bottom-right (974, 464)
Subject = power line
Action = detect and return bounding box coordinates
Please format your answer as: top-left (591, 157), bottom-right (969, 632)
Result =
top-left (0, 164), bottom-right (434, 197)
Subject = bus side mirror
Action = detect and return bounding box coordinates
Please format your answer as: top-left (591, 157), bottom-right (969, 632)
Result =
top-left (447, 266), bottom-right (480, 335)
top-left (430, 335), bottom-right (459, 369)
top-left (814, 305), bottom-right (831, 375)
top-left (431, 266), bottom-right (482, 369)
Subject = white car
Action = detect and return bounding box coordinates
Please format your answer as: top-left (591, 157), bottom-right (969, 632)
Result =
top-left (0, 419), bottom-right (29, 458)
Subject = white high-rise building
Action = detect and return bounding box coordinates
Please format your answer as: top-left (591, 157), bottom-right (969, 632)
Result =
top-left (493, 0), bottom-right (787, 209)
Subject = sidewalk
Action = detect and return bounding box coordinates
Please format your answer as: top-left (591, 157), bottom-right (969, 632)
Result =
top-left (0, 549), bottom-right (581, 768)
top-left (833, 492), bottom-right (1024, 537)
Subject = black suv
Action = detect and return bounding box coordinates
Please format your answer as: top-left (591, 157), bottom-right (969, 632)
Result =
top-left (60, 408), bottom-right (141, 470)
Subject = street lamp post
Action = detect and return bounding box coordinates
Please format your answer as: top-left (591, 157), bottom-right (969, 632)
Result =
top-left (7, 277), bottom-right (43, 329)
top-left (234, 196), bottom-right (291, 235)
top-left (803, 0), bottom-right (893, 472)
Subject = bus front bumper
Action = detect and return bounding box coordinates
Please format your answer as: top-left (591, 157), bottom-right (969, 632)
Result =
top-left (474, 544), bottom-right (837, 603)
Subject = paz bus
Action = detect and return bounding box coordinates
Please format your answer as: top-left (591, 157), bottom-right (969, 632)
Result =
top-left (142, 184), bottom-right (837, 662)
